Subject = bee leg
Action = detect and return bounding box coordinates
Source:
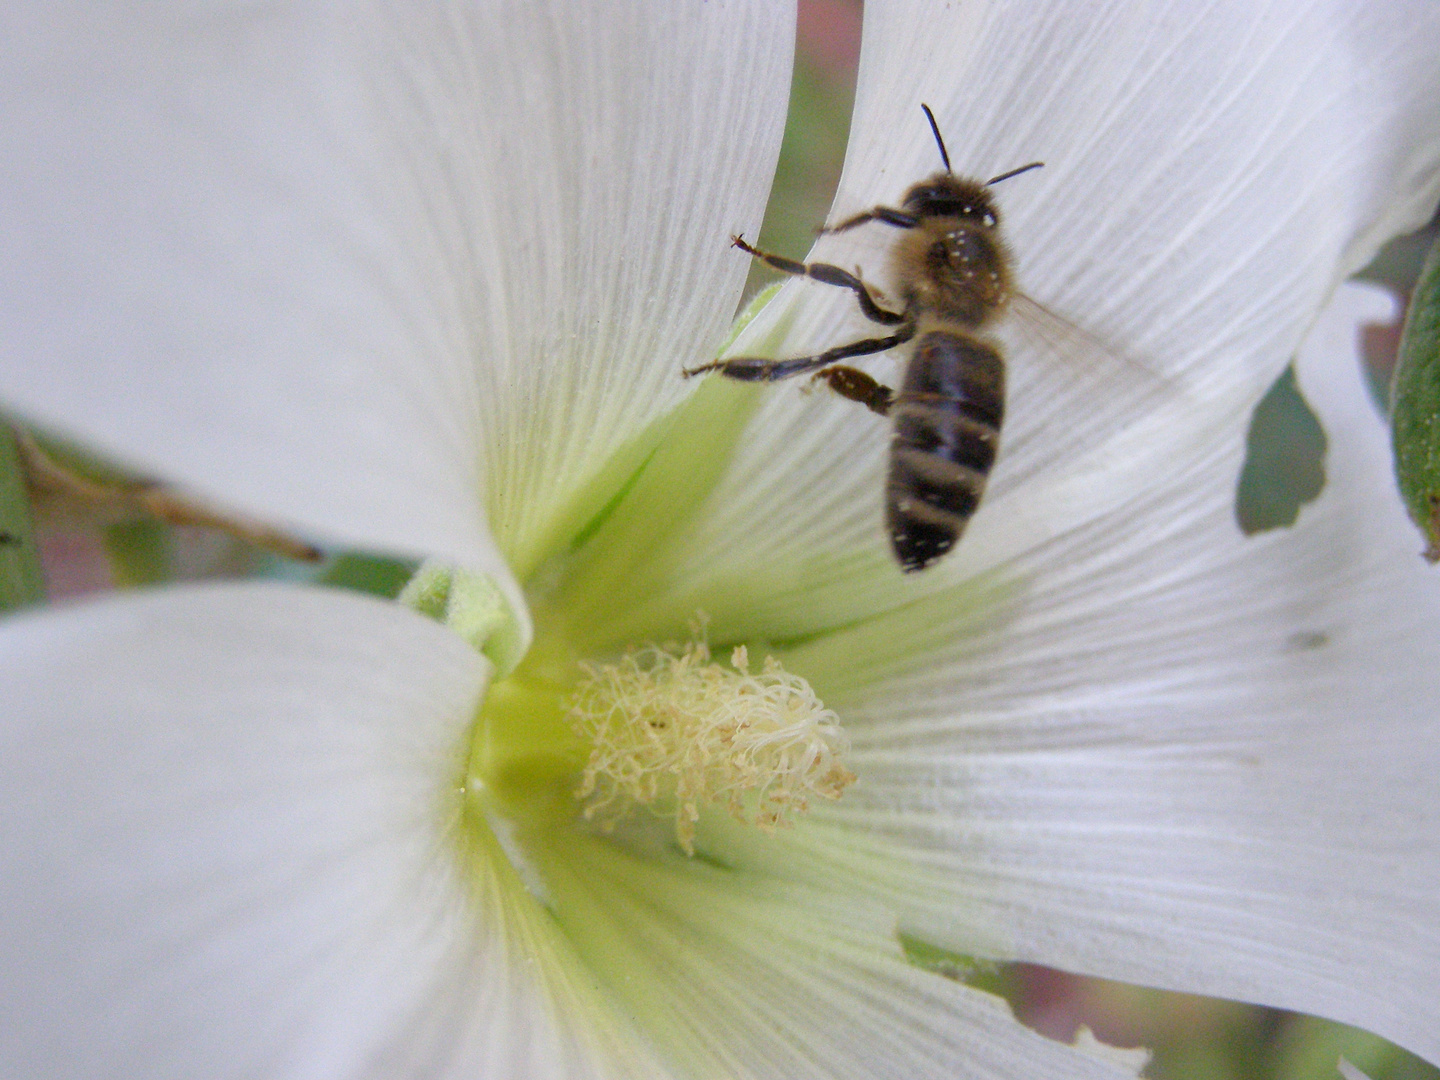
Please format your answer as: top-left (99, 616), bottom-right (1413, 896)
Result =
top-left (812, 366), bottom-right (894, 416)
top-left (818, 206), bottom-right (918, 234)
top-left (684, 324), bottom-right (915, 381)
top-left (731, 235), bottom-right (905, 326)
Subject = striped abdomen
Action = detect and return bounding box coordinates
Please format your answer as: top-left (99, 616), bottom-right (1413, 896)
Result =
top-left (886, 330), bottom-right (1005, 572)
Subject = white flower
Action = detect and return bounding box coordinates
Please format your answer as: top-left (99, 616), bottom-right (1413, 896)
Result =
top-left (3, 1), bottom-right (1440, 1077)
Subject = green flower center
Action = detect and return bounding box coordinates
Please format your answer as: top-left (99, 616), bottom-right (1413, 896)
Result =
top-left (455, 602), bottom-right (851, 854)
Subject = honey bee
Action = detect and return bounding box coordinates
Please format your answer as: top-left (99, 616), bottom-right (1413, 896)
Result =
top-left (684, 104), bottom-right (1045, 572)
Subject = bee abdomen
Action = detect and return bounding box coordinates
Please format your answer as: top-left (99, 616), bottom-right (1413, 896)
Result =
top-left (886, 331), bottom-right (1005, 572)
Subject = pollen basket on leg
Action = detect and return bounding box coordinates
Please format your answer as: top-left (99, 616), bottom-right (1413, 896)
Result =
top-left (565, 638), bottom-right (855, 854)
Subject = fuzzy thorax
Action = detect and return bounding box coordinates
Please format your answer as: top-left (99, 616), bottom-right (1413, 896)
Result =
top-left (567, 639), bottom-right (855, 853)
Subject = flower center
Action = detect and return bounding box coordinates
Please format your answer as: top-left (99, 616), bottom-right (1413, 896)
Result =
top-left (432, 364), bottom-right (859, 857)
top-left (566, 637), bottom-right (854, 854)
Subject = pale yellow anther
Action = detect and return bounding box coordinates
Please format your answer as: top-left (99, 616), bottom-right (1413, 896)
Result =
top-left (566, 637), bottom-right (855, 853)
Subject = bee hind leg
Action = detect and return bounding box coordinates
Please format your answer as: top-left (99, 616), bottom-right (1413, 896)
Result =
top-left (813, 366), bottom-right (894, 416)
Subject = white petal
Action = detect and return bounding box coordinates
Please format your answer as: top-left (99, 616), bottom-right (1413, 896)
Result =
top-left (630, 0), bottom-right (1440, 631)
top-left (463, 2), bottom-right (794, 576)
top-left (528, 826), bottom-right (1146, 1080)
top-left (781, 285), bottom-right (1440, 1064)
top-left (0, 2), bottom-right (793, 588)
top-left (0, 584), bottom-right (668, 1079)
top-left (1, 3), bottom-right (496, 582)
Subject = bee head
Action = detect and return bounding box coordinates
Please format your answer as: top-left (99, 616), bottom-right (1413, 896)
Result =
top-left (909, 105), bottom-right (1041, 227)
top-left (901, 174), bottom-right (999, 228)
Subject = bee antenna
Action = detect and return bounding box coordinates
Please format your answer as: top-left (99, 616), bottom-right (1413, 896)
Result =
top-left (919, 103), bottom-right (951, 173)
top-left (986, 161), bottom-right (1045, 186)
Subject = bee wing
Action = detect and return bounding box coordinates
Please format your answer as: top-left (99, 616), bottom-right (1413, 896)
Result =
top-left (985, 291), bottom-right (1185, 506)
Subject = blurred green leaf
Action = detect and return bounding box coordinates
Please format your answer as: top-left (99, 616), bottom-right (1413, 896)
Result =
top-left (314, 552), bottom-right (416, 599)
top-left (102, 519), bottom-right (172, 587)
top-left (0, 425), bottom-right (45, 611)
top-left (742, 53), bottom-right (856, 302)
top-left (1236, 365), bottom-right (1327, 535)
top-left (1272, 1015), bottom-right (1440, 1080)
top-left (1390, 235), bottom-right (1440, 560)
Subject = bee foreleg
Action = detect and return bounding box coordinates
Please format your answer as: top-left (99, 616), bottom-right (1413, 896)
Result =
top-left (818, 206), bottom-right (918, 233)
top-left (812, 366), bottom-right (894, 415)
top-left (684, 324), bottom-right (915, 382)
top-left (730, 236), bottom-right (904, 325)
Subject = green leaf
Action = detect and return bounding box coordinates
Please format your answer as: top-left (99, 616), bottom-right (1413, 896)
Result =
top-left (1271, 1015), bottom-right (1440, 1080)
top-left (314, 551), bottom-right (416, 599)
top-left (1391, 235), bottom-right (1440, 560)
top-left (1235, 365), bottom-right (1327, 535)
top-left (0, 425), bottom-right (45, 611)
top-left (102, 519), bottom-right (172, 587)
